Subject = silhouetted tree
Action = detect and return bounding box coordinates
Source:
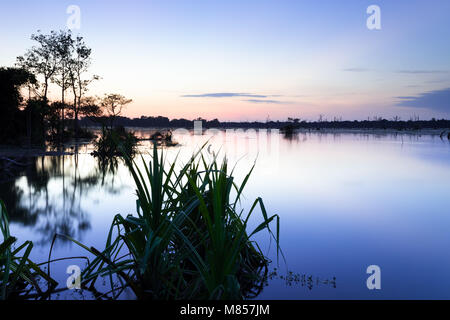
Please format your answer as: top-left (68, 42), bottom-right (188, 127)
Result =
top-left (0, 67), bottom-right (36, 142)
top-left (100, 94), bottom-right (132, 129)
top-left (16, 31), bottom-right (60, 102)
top-left (25, 98), bottom-right (50, 145)
top-left (79, 96), bottom-right (102, 117)
top-left (51, 30), bottom-right (74, 138)
top-left (67, 36), bottom-right (99, 135)
top-left (288, 117), bottom-right (300, 124)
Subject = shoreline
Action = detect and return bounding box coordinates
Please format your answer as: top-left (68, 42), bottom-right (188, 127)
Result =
top-left (125, 126), bottom-right (450, 135)
top-left (1, 127), bottom-right (448, 158)
top-left (290, 128), bottom-right (450, 136)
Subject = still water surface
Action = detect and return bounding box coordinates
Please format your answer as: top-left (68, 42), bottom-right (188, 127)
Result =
top-left (2, 129), bottom-right (450, 299)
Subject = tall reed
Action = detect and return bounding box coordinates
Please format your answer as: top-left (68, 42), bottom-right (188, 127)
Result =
top-left (72, 143), bottom-right (281, 300)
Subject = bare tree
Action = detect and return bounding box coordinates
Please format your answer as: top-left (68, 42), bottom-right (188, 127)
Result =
top-left (100, 94), bottom-right (132, 129)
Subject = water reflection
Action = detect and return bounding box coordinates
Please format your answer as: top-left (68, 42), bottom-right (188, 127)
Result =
top-left (1, 130), bottom-right (450, 299)
top-left (0, 144), bottom-right (125, 246)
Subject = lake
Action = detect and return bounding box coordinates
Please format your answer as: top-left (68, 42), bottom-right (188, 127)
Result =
top-left (2, 128), bottom-right (450, 299)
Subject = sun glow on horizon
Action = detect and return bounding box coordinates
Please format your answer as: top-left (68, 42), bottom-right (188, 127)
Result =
top-left (2, 0), bottom-right (450, 121)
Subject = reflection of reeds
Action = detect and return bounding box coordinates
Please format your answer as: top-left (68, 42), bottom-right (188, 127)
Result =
top-left (0, 200), bottom-right (57, 300)
top-left (68, 143), bottom-right (281, 300)
top-left (280, 124), bottom-right (295, 136)
top-left (439, 130), bottom-right (450, 141)
top-left (268, 268), bottom-right (336, 290)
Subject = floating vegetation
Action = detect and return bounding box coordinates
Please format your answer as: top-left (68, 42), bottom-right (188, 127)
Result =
top-left (139, 130), bottom-right (178, 147)
top-left (267, 268), bottom-right (336, 290)
top-left (64, 143), bottom-right (281, 300)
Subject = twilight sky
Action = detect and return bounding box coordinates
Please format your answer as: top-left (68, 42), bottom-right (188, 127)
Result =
top-left (1, 0), bottom-right (450, 121)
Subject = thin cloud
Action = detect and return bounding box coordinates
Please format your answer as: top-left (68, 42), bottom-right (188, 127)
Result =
top-left (396, 88), bottom-right (450, 113)
top-left (395, 70), bottom-right (448, 74)
top-left (342, 68), bottom-right (370, 72)
top-left (244, 99), bottom-right (289, 104)
top-left (181, 92), bottom-right (267, 98)
top-left (426, 79), bottom-right (449, 84)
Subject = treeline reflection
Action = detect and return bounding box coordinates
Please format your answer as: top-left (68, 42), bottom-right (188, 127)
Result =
top-left (0, 145), bottom-right (124, 246)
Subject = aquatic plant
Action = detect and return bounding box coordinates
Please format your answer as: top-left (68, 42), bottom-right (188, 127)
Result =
top-left (0, 200), bottom-right (57, 300)
top-left (92, 126), bottom-right (138, 158)
top-left (71, 143), bottom-right (281, 300)
top-left (137, 130), bottom-right (178, 147)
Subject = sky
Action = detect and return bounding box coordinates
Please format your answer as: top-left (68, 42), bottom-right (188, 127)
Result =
top-left (1, 0), bottom-right (450, 121)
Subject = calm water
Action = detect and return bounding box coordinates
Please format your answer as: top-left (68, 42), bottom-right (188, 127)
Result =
top-left (2, 129), bottom-right (450, 299)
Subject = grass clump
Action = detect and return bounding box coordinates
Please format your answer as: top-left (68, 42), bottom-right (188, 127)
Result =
top-left (75, 143), bottom-right (281, 300)
top-left (92, 126), bottom-right (138, 158)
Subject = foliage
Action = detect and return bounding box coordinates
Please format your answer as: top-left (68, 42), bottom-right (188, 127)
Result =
top-left (0, 67), bottom-right (36, 143)
top-left (0, 200), bottom-right (57, 300)
top-left (100, 94), bottom-right (133, 129)
top-left (147, 130), bottom-right (178, 147)
top-left (71, 143), bottom-right (281, 300)
top-left (67, 36), bottom-right (99, 133)
top-left (16, 31), bottom-right (59, 101)
top-left (15, 30), bottom-right (99, 141)
top-left (93, 126), bottom-right (138, 158)
top-left (280, 124), bottom-right (295, 136)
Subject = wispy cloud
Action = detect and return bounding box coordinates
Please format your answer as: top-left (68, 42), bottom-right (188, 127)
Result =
top-left (425, 79), bottom-right (450, 84)
top-left (342, 68), bottom-right (370, 72)
top-left (396, 88), bottom-right (450, 113)
top-left (395, 70), bottom-right (449, 74)
top-left (244, 99), bottom-right (289, 104)
top-left (181, 92), bottom-right (268, 98)
top-left (181, 92), bottom-right (289, 104)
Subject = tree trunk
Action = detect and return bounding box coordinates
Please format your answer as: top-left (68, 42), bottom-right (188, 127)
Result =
top-left (27, 107), bottom-right (32, 147)
top-left (75, 109), bottom-right (79, 137)
top-left (72, 87), bottom-right (78, 138)
top-left (60, 70), bottom-right (65, 143)
top-left (27, 85), bottom-right (32, 146)
top-left (44, 78), bottom-right (49, 102)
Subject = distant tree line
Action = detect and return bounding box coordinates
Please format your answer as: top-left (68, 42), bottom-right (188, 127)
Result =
top-left (79, 115), bottom-right (450, 131)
